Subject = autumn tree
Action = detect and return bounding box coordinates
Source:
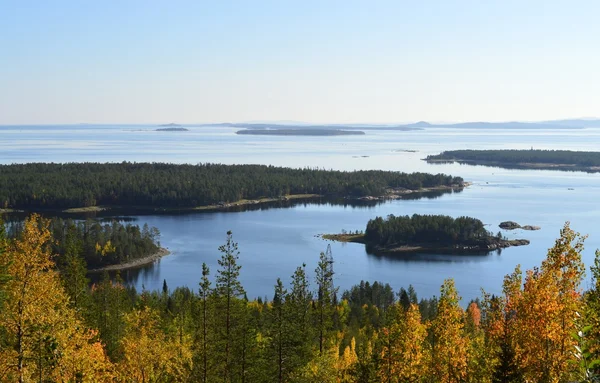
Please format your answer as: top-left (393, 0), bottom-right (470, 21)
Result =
top-left (378, 303), bottom-right (427, 383)
top-left (429, 279), bottom-right (468, 383)
top-left (117, 306), bottom-right (192, 382)
top-left (0, 217), bottom-right (9, 311)
top-left (0, 214), bottom-right (113, 382)
top-left (512, 223), bottom-right (586, 382)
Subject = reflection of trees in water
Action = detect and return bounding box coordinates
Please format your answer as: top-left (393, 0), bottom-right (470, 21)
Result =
top-left (2, 188), bottom-right (460, 220)
top-left (363, 244), bottom-right (499, 263)
top-left (88, 261), bottom-right (161, 288)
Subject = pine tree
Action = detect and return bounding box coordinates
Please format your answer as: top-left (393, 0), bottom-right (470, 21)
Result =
top-left (315, 245), bottom-right (338, 355)
top-left (193, 262), bottom-right (212, 382)
top-left (215, 230), bottom-right (246, 382)
top-left (286, 264), bottom-right (314, 375)
top-left (270, 278), bottom-right (288, 382)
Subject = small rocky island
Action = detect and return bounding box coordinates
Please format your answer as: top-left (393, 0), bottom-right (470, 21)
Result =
top-left (499, 221), bottom-right (541, 231)
top-left (323, 214), bottom-right (530, 254)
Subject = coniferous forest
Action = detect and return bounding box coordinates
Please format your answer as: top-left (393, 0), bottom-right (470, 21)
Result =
top-left (364, 214), bottom-right (490, 247)
top-left (1, 214), bottom-right (600, 382)
top-left (0, 163), bottom-right (463, 210)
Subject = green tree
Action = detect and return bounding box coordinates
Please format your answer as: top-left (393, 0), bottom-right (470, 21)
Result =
top-left (215, 230), bottom-right (246, 382)
top-left (193, 262), bottom-right (212, 383)
top-left (315, 245), bottom-right (338, 355)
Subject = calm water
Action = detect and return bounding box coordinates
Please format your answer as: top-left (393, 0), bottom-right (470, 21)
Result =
top-left (2, 124), bottom-right (600, 301)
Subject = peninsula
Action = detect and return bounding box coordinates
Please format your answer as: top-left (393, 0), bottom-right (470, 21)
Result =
top-left (0, 163), bottom-right (464, 213)
top-left (425, 149), bottom-right (600, 172)
top-left (323, 214), bottom-right (530, 254)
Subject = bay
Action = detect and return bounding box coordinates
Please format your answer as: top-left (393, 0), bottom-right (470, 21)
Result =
top-left (2, 124), bottom-right (600, 301)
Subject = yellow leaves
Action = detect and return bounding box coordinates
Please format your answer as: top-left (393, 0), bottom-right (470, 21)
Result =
top-left (430, 279), bottom-right (468, 383)
top-left (95, 240), bottom-right (116, 256)
top-left (0, 214), bottom-right (114, 381)
top-left (117, 306), bottom-right (193, 382)
top-left (377, 303), bottom-right (428, 383)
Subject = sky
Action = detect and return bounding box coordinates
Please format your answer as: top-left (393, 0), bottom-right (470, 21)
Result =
top-left (0, 0), bottom-right (599, 124)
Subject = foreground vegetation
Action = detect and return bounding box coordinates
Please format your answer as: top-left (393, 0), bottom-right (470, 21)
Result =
top-left (1, 214), bottom-right (599, 382)
top-left (426, 149), bottom-right (600, 172)
top-left (0, 162), bottom-right (463, 211)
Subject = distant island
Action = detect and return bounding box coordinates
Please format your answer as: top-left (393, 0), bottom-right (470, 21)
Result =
top-left (425, 149), bottom-right (600, 172)
top-left (323, 214), bottom-right (530, 254)
top-left (197, 118), bottom-right (598, 130)
top-left (236, 128), bottom-right (365, 136)
top-left (156, 127), bottom-right (189, 131)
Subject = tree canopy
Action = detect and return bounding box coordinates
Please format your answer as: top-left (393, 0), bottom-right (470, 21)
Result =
top-left (0, 162), bottom-right (463, 209)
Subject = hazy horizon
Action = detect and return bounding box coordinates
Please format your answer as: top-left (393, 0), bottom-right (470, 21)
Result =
top-left (1, 1), bottom-right (599, 124)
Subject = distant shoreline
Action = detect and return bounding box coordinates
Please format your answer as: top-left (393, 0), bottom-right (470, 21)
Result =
top-left (87, 247), bottom-right (170, 273)
top-left (425, 149), bottom-right (600, 173)
top-left (236, 129), bottom-right (365, 136)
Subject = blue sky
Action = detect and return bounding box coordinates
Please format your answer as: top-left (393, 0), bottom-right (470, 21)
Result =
top-left (0, 0), bottom-right (598, 124)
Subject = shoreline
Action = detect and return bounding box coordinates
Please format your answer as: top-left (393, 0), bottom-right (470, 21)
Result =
top-left (320, 233), bottom-right (530, 254)
top-left (87, 247), bottom-right (170, 273)
top-left (426, 159), bottom-right (600, 173)
top-left (6, 185), bottom-right (468, 216)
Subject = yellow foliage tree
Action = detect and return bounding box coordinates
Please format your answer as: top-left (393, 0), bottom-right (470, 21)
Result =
top-left (429, 279), bottom-right (468, 383)
top-left (512, 223), bottom-right (585, 382)
top-left (117, 306), bottom-right (193, 382)
top-left (0, 214), bottom-right (113, 382)
top-left (378, 303), bottom-right (427, 383)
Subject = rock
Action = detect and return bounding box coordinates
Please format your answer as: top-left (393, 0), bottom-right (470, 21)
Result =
top-left (499, 221), bottom-right (521, 230)
top-left (521, 225), bottom-right (541, 231)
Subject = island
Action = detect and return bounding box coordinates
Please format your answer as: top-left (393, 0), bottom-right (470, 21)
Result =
top-left (323, 214), bottom-right (530, 254)
top-left (499, 221), bottom-right (541, 231)
top-left (236, 128), bottom-right (365, 136)
top-left (0, 163), bottom-right (465, 213)
top-left (425, 149), bottom-right (600, 172)
top-left (156, 127), bottom-right (189, 132)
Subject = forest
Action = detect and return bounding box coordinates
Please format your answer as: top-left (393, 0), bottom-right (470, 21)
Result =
top-left (0, 162), bottom-right (463, 210)
top-left (6, 217), bottom-right (161, 269)
top-left (426, 149), bottom-right (600, 169)
top-left (364, 214), bottom-right (492, 247)
top-left (1, 214), bottom-right (599, 382)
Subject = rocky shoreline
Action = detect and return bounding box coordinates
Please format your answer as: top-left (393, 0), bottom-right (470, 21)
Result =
top-left (87, 247), bottom-right (170, 273)
top-left (320, 233), bottom-right (530, 254)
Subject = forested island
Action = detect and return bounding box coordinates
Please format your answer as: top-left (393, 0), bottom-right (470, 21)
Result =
top-left (426, 149), bottom-right (600, 172)
top-left (0, 215), bottom-right (597, 382)
top-left (156, 127), bottom-right (189, 131)
top-left (6, 217), bottom-right (163, 269)
top-left (324, 214), bottom-right (529, 254)
top-left (0, 163), bottom-right (464, 212)
top-left (236, 128), bottom-right (365, 136)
